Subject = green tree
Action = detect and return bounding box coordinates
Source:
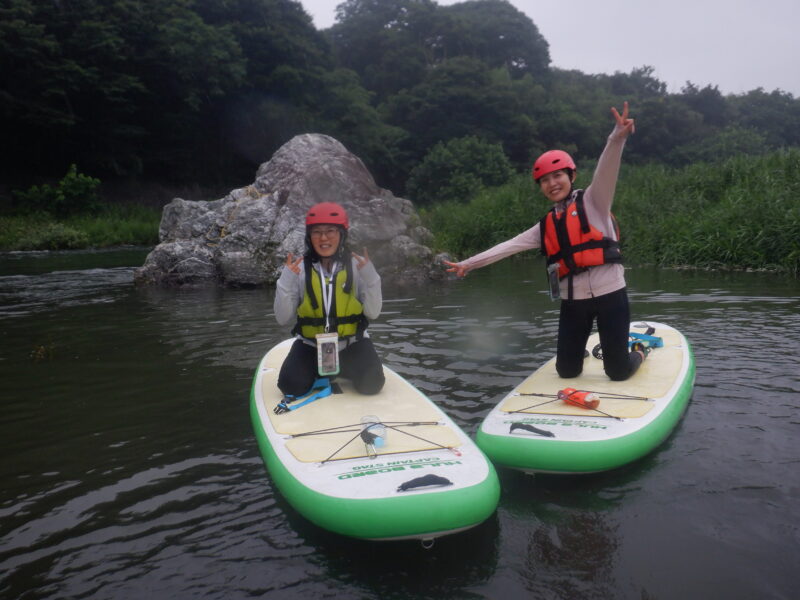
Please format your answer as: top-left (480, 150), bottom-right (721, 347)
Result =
top-left (607, 65), bottom-right (667, 99)
top-left (3, 0), bottom-right (797, 200)
top-left (406, 135), bottom-right (513, 204)
top-left (328, 0), bottom-right (440, 100)
top-left (1, 0), bottom-right (339, 183)
top-left (681, 82), bottom-right (730, 127)
top-left (135, 3), bottom-right (247, 178)
top-left (313, 68), bottom-right (409, 189)
top-left (384, 57), bottom-right (535, 168)
top-left (0, 0), bottom-right (250, 180)
top-left (437, 0), bottom-right (550, 78)
top-left (12, 164), bottom-right (101, 217)
top-left (0, 0), bottom-right (149, 176)
top-left (532, 69), bottom-right (619, 162)
top-left (729, 88), bottom-right (800, 147)
top-left (627, 96), bottom-right (704, 164)
top-left (329, 0), bottom-right (550, 101)
top-left (0, 1), bottom-right (77, 132)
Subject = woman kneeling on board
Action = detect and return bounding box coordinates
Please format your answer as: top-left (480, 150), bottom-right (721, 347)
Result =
top-left (444, 102), bottom-right (647, 381)
top-left (274, 202), bottom-right (385, 397)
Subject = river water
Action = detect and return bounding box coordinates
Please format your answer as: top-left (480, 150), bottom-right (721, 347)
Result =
top-left (1, 249), bottom-right (798, 600)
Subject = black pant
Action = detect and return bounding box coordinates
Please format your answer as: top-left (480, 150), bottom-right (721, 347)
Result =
top-left (277, 337), bottom-right (385, 397)
top-left (556, 287), bottom-right (642, 381)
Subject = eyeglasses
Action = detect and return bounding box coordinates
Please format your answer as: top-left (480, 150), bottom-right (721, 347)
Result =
top-left (310, 227), bottom-right (341, 238)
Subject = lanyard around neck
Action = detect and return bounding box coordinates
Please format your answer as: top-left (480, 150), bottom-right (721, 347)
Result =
top-left (319, 261), bottom-right (338, 332)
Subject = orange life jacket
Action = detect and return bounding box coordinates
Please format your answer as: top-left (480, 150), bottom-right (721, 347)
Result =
top-left (539, 190), bottom-right (622, 299)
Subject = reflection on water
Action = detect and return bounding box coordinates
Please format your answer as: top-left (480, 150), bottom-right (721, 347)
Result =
top-left (1, 251), bottom-right (798, 599)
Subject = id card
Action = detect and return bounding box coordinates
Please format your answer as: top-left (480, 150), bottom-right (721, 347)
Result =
top-left (316, 332), bottom-right (340, 376)
top-left (547, 263), bottom-right (561, 301)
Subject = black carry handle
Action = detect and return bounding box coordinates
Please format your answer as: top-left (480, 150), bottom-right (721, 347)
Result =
top-left (510, 422), bottom-right (556, 438)
top-left (360, 429), bottom-right (379, 444)
top-left (396, 474), bottom-right (453, 492)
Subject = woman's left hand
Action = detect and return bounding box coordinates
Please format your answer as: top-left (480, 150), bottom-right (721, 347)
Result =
top-left (611, 101), bottom-right (635, 138)
top-left (442, 259), bottom-right (469, 278)
top-left (352, 247), bottom-right (371, 270)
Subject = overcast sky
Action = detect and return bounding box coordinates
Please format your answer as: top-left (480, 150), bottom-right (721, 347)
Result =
top-left (298, 0), bottom-right (800, 97)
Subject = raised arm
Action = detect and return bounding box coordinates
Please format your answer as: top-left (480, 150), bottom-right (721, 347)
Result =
top-left (586, 101), bottom-right (636, 214)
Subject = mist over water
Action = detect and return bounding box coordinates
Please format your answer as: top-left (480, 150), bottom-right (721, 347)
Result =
top-left (1, 249), bottom-right (798, 599)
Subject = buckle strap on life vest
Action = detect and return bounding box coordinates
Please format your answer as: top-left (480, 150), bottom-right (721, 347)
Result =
top-left (544, 234), bottom-right (622, 268)
top-left (576, 190), bottom-right (591, 233)
top-left (295, 314), bottom-right (365, 327)
top-left (291, 313), bottom-right (369, 341)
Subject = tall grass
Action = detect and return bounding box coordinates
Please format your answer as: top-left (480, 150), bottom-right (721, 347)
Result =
top-left (68, 204), bottom-right (161, 247)
top-left (420, 176), bottom-right (544, 256)
top-left (423, 149), bottom-right (800, 275)
top-left (0, 204), bottom-right (160, 251)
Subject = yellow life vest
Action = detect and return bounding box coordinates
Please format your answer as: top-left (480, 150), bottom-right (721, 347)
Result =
top-left (294, 261), bottom-right (367, 340)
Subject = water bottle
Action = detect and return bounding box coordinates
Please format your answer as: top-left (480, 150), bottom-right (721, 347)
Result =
top-left (360, 415), bottom-right (386, 448)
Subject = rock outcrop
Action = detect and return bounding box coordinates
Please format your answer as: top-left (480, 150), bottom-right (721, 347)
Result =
top-left (134, 134), bottom-right (441, 287)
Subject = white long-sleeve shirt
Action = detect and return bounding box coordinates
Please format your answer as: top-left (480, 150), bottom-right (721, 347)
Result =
top-left (274, 257), bottom-right (382, 345)
top-left (458, 130), bottom-right (629, 300)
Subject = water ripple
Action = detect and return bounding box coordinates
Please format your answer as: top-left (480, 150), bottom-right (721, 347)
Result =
top-left (0, 267), bottom-right (136, 319)
top-left (1, 252), bottom-right (798, 600)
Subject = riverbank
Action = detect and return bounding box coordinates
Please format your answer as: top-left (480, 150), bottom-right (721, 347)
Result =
top-left (0, 206), bottom-right (160, 251)
top-left (422, 148), bottom-right (800, 276)
top-left (0, 178), bottom-right (235, 251)
top-left (3, 149), bottom-right (798, 275)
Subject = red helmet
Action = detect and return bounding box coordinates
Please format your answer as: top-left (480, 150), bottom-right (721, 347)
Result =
top-left (305, 202), bottom-right (349, 229)
top-left (532, 150), bottom-right (576, 181)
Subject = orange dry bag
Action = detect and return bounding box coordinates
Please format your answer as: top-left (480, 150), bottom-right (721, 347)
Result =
top-left (558, 387), bottom-right (600, 410)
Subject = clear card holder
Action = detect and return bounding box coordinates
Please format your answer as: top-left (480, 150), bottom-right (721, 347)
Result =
top-left (547, 263), bottom-right (561, 301)
top-left (316, 332), bottom-right (340, 376)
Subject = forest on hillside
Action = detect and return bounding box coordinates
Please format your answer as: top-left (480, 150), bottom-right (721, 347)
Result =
top-left (3, 0), bottom-right (800, 198)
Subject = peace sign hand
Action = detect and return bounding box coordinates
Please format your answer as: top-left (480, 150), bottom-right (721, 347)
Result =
top-left (352, 247), bottom-right (371, 270)
top-left (285, 253), bottom-right (303, 274)
top-left (611, 101), bottom-right (635, 138)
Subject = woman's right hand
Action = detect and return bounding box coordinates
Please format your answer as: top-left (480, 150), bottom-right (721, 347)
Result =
top-left (285, 253), bottom-right (303, 274)
top-left (611, 101), bottom-right (635, 139)
top-left (443, 259), bottom-right (469, 278)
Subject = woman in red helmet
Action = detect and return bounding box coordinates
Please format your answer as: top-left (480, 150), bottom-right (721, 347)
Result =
top-left (443, 102), bottom-right (647, 381)
top-left (274, 202), bottom-right (385, 397)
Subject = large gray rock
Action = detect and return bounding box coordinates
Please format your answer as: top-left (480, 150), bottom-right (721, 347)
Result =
top-left (134, 134), bottom-right (441, 287)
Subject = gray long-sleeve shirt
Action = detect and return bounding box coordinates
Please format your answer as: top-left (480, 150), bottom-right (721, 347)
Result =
top-left (274, 257), bottom-right (382, 346)
top-left (458, 129), bottom-right (629, 300)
